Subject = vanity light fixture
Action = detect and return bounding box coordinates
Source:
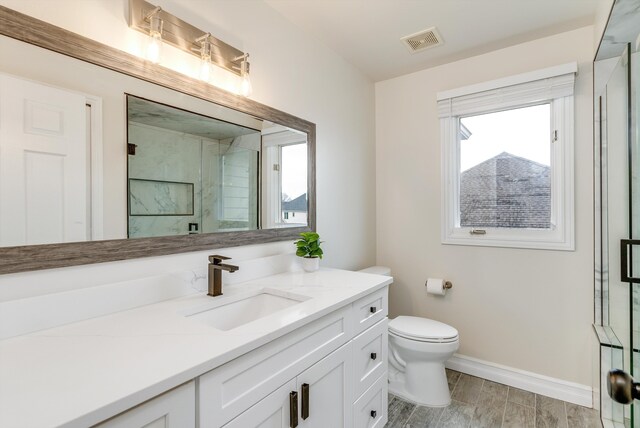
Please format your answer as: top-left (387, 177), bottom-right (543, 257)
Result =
top-left (129, 0), bottom-right (253, 96)
top-left (145, 6), bottom-right (163, 64)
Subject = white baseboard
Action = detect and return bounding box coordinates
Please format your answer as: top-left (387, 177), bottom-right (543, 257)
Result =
top-left (445, 353), bottom-right (593, 408)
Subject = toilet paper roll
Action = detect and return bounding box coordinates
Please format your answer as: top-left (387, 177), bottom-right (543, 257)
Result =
top-left (426, 278), bottom-right (447, 296)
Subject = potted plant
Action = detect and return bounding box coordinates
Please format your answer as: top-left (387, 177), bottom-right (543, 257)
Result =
top-left (295, 232), bottom-right (323, 272)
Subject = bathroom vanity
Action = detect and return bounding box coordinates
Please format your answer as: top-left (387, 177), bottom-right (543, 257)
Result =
top-left (0, 269), bottom-right (390, 428)
top-left (0, 7), bottom-right (387, 427)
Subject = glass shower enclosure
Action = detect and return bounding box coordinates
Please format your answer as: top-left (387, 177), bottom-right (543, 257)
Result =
top-left (594, 0), bottom-right (640, 426)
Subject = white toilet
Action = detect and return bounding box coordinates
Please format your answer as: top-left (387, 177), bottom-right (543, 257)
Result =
top-left (359, 266), bottom-right (460, 407)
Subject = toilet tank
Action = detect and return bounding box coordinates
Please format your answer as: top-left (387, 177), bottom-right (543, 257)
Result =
top-left (358, 266), bottom-right (391, 276)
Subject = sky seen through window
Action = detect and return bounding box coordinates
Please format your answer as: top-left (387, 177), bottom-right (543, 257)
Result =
top-left (460, 103), bottom-right (551, 172)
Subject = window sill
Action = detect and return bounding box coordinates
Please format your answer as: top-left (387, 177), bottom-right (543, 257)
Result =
top-left (442, 229), bottom-right (575, 251)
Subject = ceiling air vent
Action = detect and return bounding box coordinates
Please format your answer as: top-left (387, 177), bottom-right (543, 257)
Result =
top-left (401, 27), bottom-right (443, 53)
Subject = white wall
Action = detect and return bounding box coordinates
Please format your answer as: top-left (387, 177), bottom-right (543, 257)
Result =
top-left (375, 26), bottom-right (594, 385)
top-left (0, 0), bottom-right (376, 296)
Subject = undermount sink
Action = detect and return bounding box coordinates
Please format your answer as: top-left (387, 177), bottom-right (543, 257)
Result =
top-left (185, 290), bottom-right (309, 331)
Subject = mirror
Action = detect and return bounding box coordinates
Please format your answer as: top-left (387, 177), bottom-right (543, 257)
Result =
top-left (0, 6), bottom-right (315, 273)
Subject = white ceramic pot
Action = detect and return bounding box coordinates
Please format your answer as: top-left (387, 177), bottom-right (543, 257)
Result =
top-left (301, 257), bottom-right (320, 272)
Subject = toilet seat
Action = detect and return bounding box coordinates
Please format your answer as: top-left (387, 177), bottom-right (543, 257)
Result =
top-left (389, 316), bottom-right (458, 343)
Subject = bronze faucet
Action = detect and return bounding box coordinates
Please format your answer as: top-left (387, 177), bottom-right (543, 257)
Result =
top-left (208, 255), bottom-right (239, 297)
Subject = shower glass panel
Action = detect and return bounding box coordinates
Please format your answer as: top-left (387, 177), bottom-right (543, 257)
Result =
top-left (632, 49), bottom-right (640, 426)
top-left (595, 44), bottom-right (634, 426)
top-left (595, 1), bottom-right (640, 425)
top-left (606, 49), bottom-right (630, 367)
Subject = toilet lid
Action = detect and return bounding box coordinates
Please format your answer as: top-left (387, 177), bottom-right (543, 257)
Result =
top-left (388, 316), bottom-right (458, 342)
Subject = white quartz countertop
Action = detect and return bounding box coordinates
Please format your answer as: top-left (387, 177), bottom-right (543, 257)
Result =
top-left (0, 268), bottom-right (391, 428)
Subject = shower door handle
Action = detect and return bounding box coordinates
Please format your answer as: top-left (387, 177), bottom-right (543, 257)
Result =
top-left (608, 369), bottom-right (640, 404)
top-left (621, 239), bottom-right (640, 283)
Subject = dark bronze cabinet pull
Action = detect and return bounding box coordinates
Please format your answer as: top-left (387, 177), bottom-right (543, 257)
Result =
top-left (290, 391), bottom-right (298, 427)
top-left (370, 352), bottom-right (377, 360)
top-left (371, 410), bottom-right (377, 418)
top-left (301, 383), bottom-right (310, 420)
top-left (370, 306), bottom-right (377, 313)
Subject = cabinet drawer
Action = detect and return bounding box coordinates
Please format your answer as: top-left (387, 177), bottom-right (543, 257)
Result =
top-left (352, 286), bottom-right (388, 335)
top-left (353, 319), bottom-right (388, 399)
top-left (199, 305), bottom-right (352, 427)
top-left (95, 381), bottom-right (195, 428)
top-left (353, 374), bottom-right (387, 428)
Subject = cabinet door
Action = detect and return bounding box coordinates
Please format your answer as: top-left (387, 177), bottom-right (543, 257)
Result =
top-left (95, 381), bottom-right (195, 428)
top-left (223, 379), bottom-right (297, 428)
top-left (297, 343), bottom-right (353, 427)
top-left (199, 306), bottom-right (352, 427)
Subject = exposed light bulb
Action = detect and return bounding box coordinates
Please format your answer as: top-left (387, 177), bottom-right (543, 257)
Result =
top-left (239, 54), bottom-right (252, 97)
top-left (198, 35), bottom-right (213, 82)
top-left (146, 11), bottom-right (163, 64)
top-left (200, 60), bottom-right (212, 82)
top-left (147, 32), bottom-right (162, 63)
top-left (240, 74), bottom-right (252, 97)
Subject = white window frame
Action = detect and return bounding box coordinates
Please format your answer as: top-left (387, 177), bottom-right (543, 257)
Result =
top-left (439, 63), bottom-right (577, 251)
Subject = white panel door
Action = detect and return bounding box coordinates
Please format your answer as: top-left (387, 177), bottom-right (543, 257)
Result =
top-left (223, 379), bottom-right (296, 428)
top-left (0, 73), bottom-right (87, 246)
top-left (297, 343), bottom-right (352, 428)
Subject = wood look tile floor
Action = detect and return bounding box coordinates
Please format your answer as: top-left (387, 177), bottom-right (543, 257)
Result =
top-left (385, 370), bottom-right (601, 428)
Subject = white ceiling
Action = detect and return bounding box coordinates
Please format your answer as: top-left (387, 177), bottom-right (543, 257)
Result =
top-left (265, 0), bottom-right (601, 81)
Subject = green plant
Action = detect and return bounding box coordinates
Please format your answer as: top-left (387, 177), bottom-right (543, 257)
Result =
top-left (295, 232), bottom-right (323, 259)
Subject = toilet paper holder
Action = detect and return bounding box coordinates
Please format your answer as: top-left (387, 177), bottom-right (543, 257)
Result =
top-left (425, 279), bottom-right (453, 289)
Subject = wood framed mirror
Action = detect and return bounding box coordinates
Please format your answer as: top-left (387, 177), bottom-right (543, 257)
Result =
top-left (0, 6), bottom-right (316, 274)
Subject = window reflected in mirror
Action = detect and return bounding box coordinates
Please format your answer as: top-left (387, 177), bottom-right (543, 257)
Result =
top-left (261, 125), bottom-right (308, 228)
top-left (281, 143), bottom-right (308, 225)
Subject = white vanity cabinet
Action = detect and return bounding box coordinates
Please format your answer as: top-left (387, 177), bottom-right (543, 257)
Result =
top-left (200, 285), bottom-right (389, 428)
top-left (349, 287), bottom-right (389, 428)
top-left (198, 304), bottom-right (354, 427)
top-left (95, 381), bottom-right (195, 428)
top-left (92, 285), bottom-right (389, 428)
top-left (223, 344), bottom-right (352, 428)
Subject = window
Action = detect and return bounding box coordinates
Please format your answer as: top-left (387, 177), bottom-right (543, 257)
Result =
top-left (439, 63), bottom-right (576, 250)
